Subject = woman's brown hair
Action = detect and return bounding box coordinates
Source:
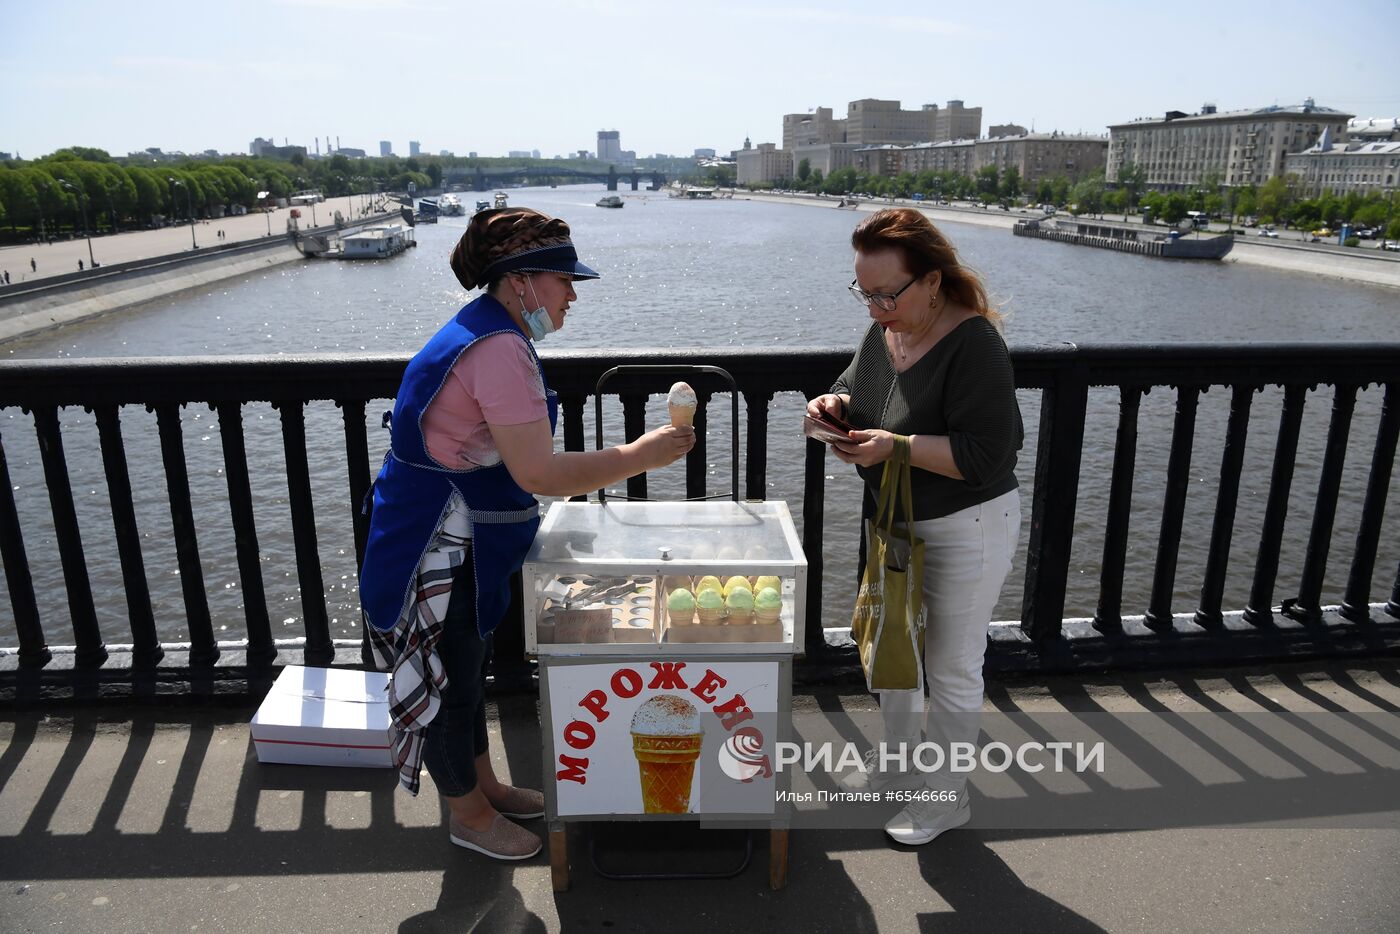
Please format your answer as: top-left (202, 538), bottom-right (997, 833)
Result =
top-left (851, 208), bottom-right (1000, 325)
top-left (450, 207), bottom-right (573, 291)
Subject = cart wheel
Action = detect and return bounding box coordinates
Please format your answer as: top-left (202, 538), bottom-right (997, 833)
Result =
top-left (550, 826), bottom-right (570, 892)
top-left (769, 829), bottom-right (789, 890)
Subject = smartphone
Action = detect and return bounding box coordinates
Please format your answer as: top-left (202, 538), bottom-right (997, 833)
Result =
top-left (802, 408), bottom-right (857, 445)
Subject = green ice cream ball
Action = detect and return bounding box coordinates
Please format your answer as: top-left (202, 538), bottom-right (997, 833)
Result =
top-left (725, 588), bottom-right (754, 611)
top-left (666, 588), bottom-right (696, 612)
top-left (696, 589), bottom-right (725, 610)
top-left (754, 587), bottom-right (782, 611)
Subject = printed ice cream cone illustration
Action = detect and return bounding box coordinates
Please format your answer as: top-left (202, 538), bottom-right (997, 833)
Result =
top-left (668, 381), bottom-right (697, 428)
top-left (630, 694), bottom-right (704, 814)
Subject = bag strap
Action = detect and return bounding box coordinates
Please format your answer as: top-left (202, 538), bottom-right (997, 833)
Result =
top-left (873, 435), bottom-right (911, 533)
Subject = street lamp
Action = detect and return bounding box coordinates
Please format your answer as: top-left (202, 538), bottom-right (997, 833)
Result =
top-left (56, 178), bottom-right (97, 268)
top-left (168, 177), bottom-right (197, 249)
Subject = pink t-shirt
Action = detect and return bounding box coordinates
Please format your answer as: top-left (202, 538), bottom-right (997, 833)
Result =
top-left (421, 332), bottom-right (548, 469)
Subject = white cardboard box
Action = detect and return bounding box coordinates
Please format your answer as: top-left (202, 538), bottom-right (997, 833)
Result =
top-left (251, 666), bottom-right (394, 768)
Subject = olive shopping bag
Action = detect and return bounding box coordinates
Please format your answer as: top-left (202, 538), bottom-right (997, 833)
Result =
top-left (851, 436), bottom-right (926, 692)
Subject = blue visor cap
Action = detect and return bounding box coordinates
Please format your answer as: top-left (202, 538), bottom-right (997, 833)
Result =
top-left (481, 242), bottom-right (601, 283)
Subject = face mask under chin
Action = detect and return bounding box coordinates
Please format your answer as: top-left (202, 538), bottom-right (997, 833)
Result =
top-left (519, 276), bottom-right (555, 341)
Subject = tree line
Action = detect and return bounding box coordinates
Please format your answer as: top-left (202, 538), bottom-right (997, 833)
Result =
top-left (735, 159), bottom-right (1399, 238)
top-left (0, 146), bottom-right (703, 242)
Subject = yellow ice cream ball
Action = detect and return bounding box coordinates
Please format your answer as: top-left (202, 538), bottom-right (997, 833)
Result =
top-left (694, 575), bottom-right (723, 596)
top-left (722, 576), bottom-right (753, 598)
top-left (753, 575), bottom-right (781, 594)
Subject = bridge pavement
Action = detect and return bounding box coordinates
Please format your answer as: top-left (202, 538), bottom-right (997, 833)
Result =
top-left (2, 658), bottom-right (1398, 934)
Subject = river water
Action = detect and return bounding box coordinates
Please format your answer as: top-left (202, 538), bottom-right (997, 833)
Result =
top-left (2, 185), bottom-right (1397, 645)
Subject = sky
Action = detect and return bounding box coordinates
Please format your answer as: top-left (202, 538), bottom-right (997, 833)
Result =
top-left (5, 0), bottom-right (1400, 161)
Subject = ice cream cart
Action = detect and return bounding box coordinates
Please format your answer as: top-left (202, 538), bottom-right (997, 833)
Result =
top-left (522, 497), bottom-right (806, 891)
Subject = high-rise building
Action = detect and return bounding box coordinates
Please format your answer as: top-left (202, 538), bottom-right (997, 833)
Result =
top-left (1107, 100), bottom-right (1352, 189)
top-left (409, 140), bottom-right (421, 157)
top-left (379, 140), bottom-right (392, 157)
top-left (597, 130), bottom-right (621, 162)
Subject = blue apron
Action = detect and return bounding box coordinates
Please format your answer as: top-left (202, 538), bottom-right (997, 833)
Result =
top-left (360, 294), bottom-right (557, 637)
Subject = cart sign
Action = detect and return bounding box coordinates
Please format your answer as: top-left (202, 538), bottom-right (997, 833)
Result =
top-left (547, 660), bottom-right (779, 817)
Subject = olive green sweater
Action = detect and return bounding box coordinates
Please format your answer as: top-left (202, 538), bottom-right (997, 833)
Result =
top-left (832, 316), bottom-right (1022, 521)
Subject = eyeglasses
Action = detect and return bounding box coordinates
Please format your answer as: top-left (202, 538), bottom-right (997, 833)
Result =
top-left (848, 276), bottom-right (917, 312)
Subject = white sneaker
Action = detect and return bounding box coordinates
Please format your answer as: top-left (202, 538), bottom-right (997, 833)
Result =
top-left (839, 747), bottom-right (924, 793)
top-left (884, 794), bottom-right (971, 845)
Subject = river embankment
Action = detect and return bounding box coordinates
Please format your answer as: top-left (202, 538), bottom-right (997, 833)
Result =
top-left (739, 191), bottom-right (1400, 290)
top-left (0, 195), bottom-right (398, 344)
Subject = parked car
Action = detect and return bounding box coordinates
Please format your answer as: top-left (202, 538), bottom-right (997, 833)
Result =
top-left (1382, 240), bottom-right (1400, 252)
top-left (1257, 228), bottom-right (1279, 238)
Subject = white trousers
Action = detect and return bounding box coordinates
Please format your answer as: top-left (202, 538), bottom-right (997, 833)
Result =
top-left (877, 488), bottom-right (1021, 793)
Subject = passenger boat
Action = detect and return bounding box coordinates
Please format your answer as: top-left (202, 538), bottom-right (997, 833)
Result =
top-left (474, 199), bottom-right (491, 214)
top-left (438, 194), bottom-right (465, 216)
top-left (595, 195), bottom-right (624, 209)
top-left (494, 191), bottom-right (509, 209)
top-left (1012, 217), bottom-right (1234, 260)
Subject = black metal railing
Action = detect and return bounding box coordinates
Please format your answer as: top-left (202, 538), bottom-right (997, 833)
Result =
top-left (1, 344), bottom-right (1397, 698)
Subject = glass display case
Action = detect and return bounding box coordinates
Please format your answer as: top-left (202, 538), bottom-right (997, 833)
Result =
top-left (522, 500), bottom-right (807, 656)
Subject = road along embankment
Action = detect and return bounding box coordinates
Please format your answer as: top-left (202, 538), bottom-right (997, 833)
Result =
top-left (0, 211), bottom-right (402, 345)
top-left (739, 192), bottom-right (1400, 290)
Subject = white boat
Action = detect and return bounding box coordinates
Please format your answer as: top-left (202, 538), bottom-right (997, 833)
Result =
top-left (338, 223), bottom-right (416, 259)
top-left (439, 194), bottom-right (465, 216)
top-left (493, 191), bottom-right (509, 209)
top-left (474, 199), bottom-right (491, 213)
top-left (595, 195), bottom-right (624, 209)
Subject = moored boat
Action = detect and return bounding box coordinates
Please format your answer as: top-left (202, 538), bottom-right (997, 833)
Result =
top-left (1013, 217), bottom-right (1234, 260)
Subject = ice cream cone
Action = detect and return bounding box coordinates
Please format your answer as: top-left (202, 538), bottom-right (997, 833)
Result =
top-left (667, 382), bottom-right (697, 428)
top-left (630, 695), bottom-right (703, 814)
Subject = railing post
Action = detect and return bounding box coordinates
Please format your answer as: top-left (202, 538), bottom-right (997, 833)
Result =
top-left (687, 391), bottom-right (711, 501)
top-left (1022, 350), bottom-right (1087, 648)
top-left (801, 437), bottom-right (830, 659)
top-left (1145, 384), bottom-right (1201, 632)
top-left (152, 401), bottom-right (216, 667)
top-left (34, 406), bottom-right (107, 669)
top-left (1196, 384), bottom-right (1255, 630)
top-left (1341, 383), bottom-right (1399, 623)
top-left (92, 404), bottom-right (162, 668)
top-left (745, 390), bottom-right (774, 502)
top-left (1093, 385), bottom-right (1143, 635)
top-left (1244, 384), bottom-right (1307, 627)
top-left (1285, 383), bottom-right (1358, 623)
top-left (214, 401), bottom-right (274, 667)
top-left (621, 393), bottom-right (647, 500)
top-left (274, 400), bottom-right (333, 667)
top-left (0, 425), bottom-right (48, 669)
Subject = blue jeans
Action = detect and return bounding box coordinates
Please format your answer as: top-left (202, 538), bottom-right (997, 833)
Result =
top-left (421, 557), bottom-right (492, 797)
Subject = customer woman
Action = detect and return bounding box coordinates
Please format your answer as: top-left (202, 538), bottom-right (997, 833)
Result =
top-left (808, 208), bottom-right (1022, 846)
top-left (360, 207), bottom-right (694, 861)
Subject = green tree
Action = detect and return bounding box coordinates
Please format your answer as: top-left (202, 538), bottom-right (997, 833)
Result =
top-left (1160, 192), bottom-right (1189, 224)
top-left (1000, 165), bottom-right (1021, 200)
top-left (1256, 175), bottom-right (1292, 223)
top-left (975, 165), bottom-right (999, 201)
top-left (796, 158), bottom-right (811, 182)
top-left (1117, 162), bottom-right (1146, 208)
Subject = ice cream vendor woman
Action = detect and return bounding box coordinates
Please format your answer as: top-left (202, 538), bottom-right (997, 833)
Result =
top-left (360, 207), bottom-right (695, 861)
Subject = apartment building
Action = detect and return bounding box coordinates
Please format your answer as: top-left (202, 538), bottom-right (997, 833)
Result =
top-left (1284, 130), bottom-right (1400, 196)
top-left (736, 142), bottom-right (793, 185)
top-left (1106, 100), bottom-right (1352, 189)
top-left (853, 133), bottom-right (1104, 189)
top-left (975, 133), bottom-right (1107, 188)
